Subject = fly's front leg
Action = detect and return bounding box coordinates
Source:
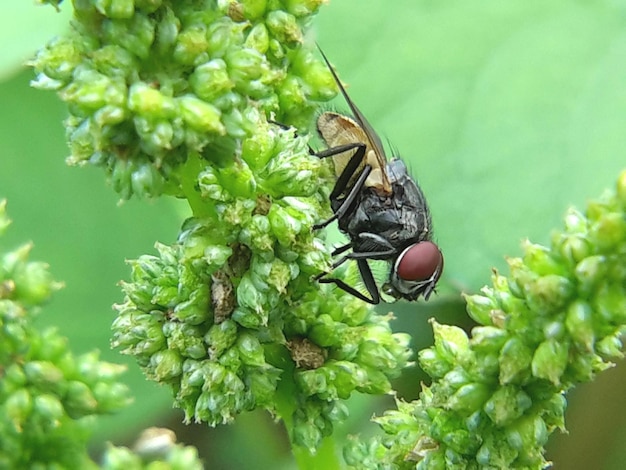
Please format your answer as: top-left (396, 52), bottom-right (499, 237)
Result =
top-left (316, 259), bottom-right (381, 305)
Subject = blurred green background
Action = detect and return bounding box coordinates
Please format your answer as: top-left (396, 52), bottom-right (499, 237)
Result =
top-left (1, 0), bottom-right (625, 468)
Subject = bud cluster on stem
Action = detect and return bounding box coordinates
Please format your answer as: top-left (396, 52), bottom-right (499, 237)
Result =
top-left (345, 170), bottom-right (626, 469)
top-left (32, 0), bottom-right (414, 456)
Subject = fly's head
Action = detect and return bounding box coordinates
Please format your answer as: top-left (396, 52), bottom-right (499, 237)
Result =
top-left (384, 241), bottom-right (444, 301)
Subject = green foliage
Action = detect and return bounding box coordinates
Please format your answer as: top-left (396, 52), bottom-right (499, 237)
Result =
top-left (0, 201), bottom-right (132, 468)
top-left (30, 0), bottom-right (335, 200)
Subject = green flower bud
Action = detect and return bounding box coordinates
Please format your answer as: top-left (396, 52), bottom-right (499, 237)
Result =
top-left (61, 68), bottom-right (125, 112)
top-left (484, 385), bottom-right (532, 426)
top-left (309, 314), bottom-right (346, 347)
top-left (226, 47), bottom-right (269, 86)
top-left (589, 212), bottom-right (626, 250)
top-left (5, 388), bottom-right (33, 429)
top-left (525, 274), bottom-right (574, 315)
top-left (565, 300), bottom-right (595, 351)
top-left (268, 203), bottom-right (302, 246)
top-left (221, 197), bottom-right (256, 226)
top-left (245, 23), bottom-right (270, 53)
top-left (173, 295), bottom-right (210, 326)
top-left (241, 124), bottom-right (276, 170)
top-left (563, 207), bottom-right (588, 233)
top-left (575, 255), bottom-right (607, 294)
top-left (178, 95), bottom-right (226, 135)
top-left (499, 336), bottom-right (533, 385)
top-left (64, 380), bottom-right (98, 418)
top-left (236, 274), bottom-right (268, 325)
top-left (206, 18), bottom-right (246, 57)
top-left (416, 451), bottom-right (447, 470)
top-left (266, 11), bottom-right (302, 46)
top-left (475, 434), bottom-right (518, 468)
top-left (554, 233), bottom-right (591, 265)
top-left (298, 241), bottom-right (330, 275)
top-left (259, 143), bottom-right (321, 198)
top-left (470, 326), bottom-right (508, 354)
top-left (13, 260), bottom-right (58, 305)
top-left (531, 339), bottom-right (569, 385)
top-left (128, 82), bottom-right (176, 119)
top-left (566, 352), bottom-right (605, 382)
top-left (594, 282), bottom-right (626, 324)
top-left (94, 0), bottom-right (135, 19)
top-left (284, 0), bottom-right (327, 16)
top-left (164, 443), bottom-right (204, 469)
top-left (150, 349), bottom-right (183, 381)
top-left (230, 307), bottom-right (261, 329)
top-left (103, 13), bottom-right (156, 59)
top-left (93, 381), bottom-right (133, 413)
top-left (205, 320), bottom-right (238, 358)
top-left (34, 393), bottom-right (64, 423)
top-left (216, 161), bottom-right (257, 198)
top-left (23, 361), bottom-right (64, 393)
top-left (163, 322), bottom-right (206, 359)
top-left (190, 59), bottom-right (234, 102)
top-left (542, 392), bottom-right (566, 431)
top-left (463, 292), bottom-right (498, 326)
top-left (238, 215), bottom-right (273, 253)
top-left (135, 0), bottom-right (163, 13)
top-left (173, 24), bottom-right (209, 65)
top-left (522, 240), bottom-right (568, 276)
top-left (31, 36), bottom-right (84, 84)
top-left (102, 443), bottom-right (142, 467)
top-left (432, 322), bottom-right (470, 364)
top-left (236, 333), bottom-right (265, 367)
top-left (447, 382), bottom-right (491, 414)
top-left (418, 347), bottom-right (452, 379)
top-left (278, 74), bottom-right (306, 115)
top-left (505, 415), bottom-right (548, 452)
top-left (245, 366), bottom-right (280, 406)
top-left (596, 334), bottom-right (623, 360)
top-left (154, 7), bottom-right (179, 54)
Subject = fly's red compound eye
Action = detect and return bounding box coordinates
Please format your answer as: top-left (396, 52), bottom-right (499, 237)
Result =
top-left (396, 241), bottom-right (443, 281)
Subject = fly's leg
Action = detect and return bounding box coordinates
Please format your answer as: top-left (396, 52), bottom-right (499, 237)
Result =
top-left (330, 243), bottom-right (351, 257)
top-left (313, 143), bottom-right (370, 230)
top-left (314, 233), bottom-right (395, 278)
top-left (317, 259), bottom-right (380, 304)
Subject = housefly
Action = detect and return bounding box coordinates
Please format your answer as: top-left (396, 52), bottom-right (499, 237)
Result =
top-left (313, 50), bottom-right (443, 304)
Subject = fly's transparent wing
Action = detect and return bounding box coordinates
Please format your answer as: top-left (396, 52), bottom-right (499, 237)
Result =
top-left (318, 48), bottom-right (391, 194)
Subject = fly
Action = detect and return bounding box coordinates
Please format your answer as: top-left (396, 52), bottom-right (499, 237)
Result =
top-left (313, 49), bottom-right (444, 304)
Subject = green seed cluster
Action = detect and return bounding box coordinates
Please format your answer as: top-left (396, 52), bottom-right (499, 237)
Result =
top-left (111, 121), bottom-right (412, 451)
top-left (0, 201), bottom-right (132, 468)
top-left (33, 0), bottom-right (413, 456)
top-left (31, 0), bottom-right (336, 199)
top-left (345, 170), bottom-right (626, 469)
top-left (101, 427), bottom-right (203, 469)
